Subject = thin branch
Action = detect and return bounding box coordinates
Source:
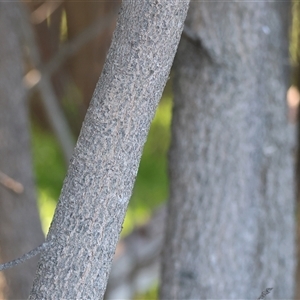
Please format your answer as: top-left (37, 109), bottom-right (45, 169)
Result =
top-left (0, 242), bottom-right (49, 272)
top-left (0, 170), bottom-right (24, 194)
top-left (29, 4), bottom-right (120, 89)
top-left (30, 0), bottom-right (63, 25)
top-left (18, 4), bottom-right (75, 165)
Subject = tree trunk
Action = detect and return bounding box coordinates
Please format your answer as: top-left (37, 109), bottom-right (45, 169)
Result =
top-left (161, 2), bottom-right (295, 299)
top-left (29, 1), bottom-right (190, 298)
top-left (0, 3), bottom-right (44, 299)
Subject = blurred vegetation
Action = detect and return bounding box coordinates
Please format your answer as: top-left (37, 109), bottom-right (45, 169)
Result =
top-left (31, 123), bottom-right (66, 233)
top-left (134, 282), bottom-right (158, 300)
top-left (31, 92), bottom-right (172, 235)
top-left (291, 0), bottom-right (300, 88)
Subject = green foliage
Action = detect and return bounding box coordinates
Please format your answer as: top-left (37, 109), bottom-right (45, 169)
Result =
top-left (59, 9), bottom-right (68, 43)
top-left (290, 0), bottom-right (300, 88)
top-left (290, 0), bottom-right (300, 65)
top-left (134, 282), bottom-right (158, 300)
top-left (31, 124), bottom-right (66, 233)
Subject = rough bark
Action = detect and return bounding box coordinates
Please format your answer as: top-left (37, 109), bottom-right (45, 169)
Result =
top-left (29, 1), bottom-right (190, 298)
top-left (161, 2), bottom-right (295, 299)
top-left (0, 3), bottom-right (45, 299)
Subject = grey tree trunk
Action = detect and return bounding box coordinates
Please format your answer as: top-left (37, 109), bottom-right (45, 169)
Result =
top-left (29, 1), bottom-right (190, 298)
top-left (0, 3), bottom-right (45, 299)
top-left (161, 2), bottom-right (295, 299)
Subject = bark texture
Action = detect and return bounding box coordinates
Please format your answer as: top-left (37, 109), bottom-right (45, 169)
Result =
top-left (161, 2), bottom-right (295, 299)
top-left (0, 3), bottom-right (44, 299)
top-left (29, 1), bottom-right (190, 298)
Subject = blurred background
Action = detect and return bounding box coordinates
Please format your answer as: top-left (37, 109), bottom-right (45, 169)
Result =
top-left (1, 0), bottom-right (300, 299)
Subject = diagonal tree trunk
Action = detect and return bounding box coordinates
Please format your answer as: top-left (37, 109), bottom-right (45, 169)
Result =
top-left (0, 3), bottom-right (44, 299)
top-left (161, 2), bottom-right (295, 299)
top-left (29, 1), bottom-right (190, 298)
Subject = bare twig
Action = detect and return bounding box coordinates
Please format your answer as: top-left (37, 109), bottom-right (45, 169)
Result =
top-left (30, 0), bottom-right (63, 25)
top-left (0, 242), bottom-right (49, 272)
top-left (0, 171), bottom-right (24, 194)
top-left (18, 4), bottom-right (75, 165)
top-left (29, 4), bottom-right (119, 88)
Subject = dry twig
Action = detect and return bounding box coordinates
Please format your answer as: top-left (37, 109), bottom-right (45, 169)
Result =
top-left (0, 171), bottom-right (24, 194)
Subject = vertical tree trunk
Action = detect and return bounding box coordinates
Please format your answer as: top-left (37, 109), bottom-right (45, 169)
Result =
top-left (29, 1), bottom-right (190, 298)
top-left (161, 2), bottom-right (295, 299)
top-left (0, 3), bottom-right (44, 299)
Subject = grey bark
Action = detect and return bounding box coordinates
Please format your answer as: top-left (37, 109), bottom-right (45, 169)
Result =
top-left (0, 3), bottom-right (45, 299)
top-left (161, 2), bottom-right (295, 299)
top-left (29, 1), bottom-right (190, 299)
